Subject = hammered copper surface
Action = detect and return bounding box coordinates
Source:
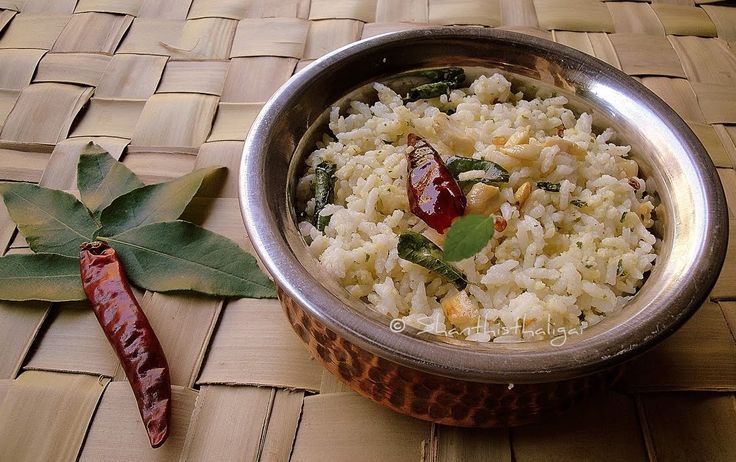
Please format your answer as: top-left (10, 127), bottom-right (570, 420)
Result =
top-left (280, 288), bottom-right (622, 427)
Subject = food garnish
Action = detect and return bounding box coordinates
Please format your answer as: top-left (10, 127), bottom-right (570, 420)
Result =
top-left (404, 67), bottom-right (465, 102)
top-left (570, 199), bottom-right (588, 208)
top-left (406, 134), bottom-right (466, 233)
top-left (418, 67), bottom-right (465, 86)
top-left (398, 232), bottom-right (467, 290)
top-left (313, 161), bottom-right (337, 231)
top-left (443, 215), bottom-right (495, 262)
top-left (445, 155), bottom-right (510, 185)
top-left (537, 181), bottom-right (561, 192)
top-left (405, 82), bottom-right (453, 101)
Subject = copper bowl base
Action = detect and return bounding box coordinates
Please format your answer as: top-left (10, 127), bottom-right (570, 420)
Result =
top-left (280, 288), bottom-right (623, 427)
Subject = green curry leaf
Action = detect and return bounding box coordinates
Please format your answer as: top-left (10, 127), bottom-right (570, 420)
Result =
top-left (537, 182), bottom-right (561, 192)
top-left (443, 214), bottom-right (494, 262)
top-left (446, 156), bottom-right (509, 185)
top-left (397, 232), bottom-right (467, 290)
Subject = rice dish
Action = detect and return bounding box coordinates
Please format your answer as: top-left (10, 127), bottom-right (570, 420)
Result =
top-left (296, 72), bottom-right (657, 343)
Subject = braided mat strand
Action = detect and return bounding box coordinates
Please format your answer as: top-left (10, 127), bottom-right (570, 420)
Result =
top-left (0, 0), bottom-right (735, 460)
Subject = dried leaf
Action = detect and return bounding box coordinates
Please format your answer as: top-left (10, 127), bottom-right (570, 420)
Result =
top-left (96, 167), bottom-right (224, 237)
top-left (0, 253), bottom-right (85, 301)
top-left (0, 182), bottom-right (97, 257)
top-left (77, 142), bottom-right (144, 217)
top-left (103, 221), bottom-right (276, 298)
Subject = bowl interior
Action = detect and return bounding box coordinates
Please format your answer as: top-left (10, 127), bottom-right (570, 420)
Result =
top-left (241, 28), bottom-right (728, 383)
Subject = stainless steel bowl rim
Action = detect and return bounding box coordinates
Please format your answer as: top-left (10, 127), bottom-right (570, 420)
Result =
top-left (240, 27), bottom-right (729, 384)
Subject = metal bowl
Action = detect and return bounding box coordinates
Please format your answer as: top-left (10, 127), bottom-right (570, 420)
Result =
top-left (240, 28), bottom-right (728, 425)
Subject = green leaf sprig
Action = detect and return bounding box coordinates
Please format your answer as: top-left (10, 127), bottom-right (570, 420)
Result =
top-left (445, 156), bottom-right (510, 186)
top-left (397, 232), bottom-right (467, 290)
top-left (0, 142), bottom-right (276, 302)
top-left (443, 214), bottom-right (495, 262)
top-left (403, 67), bottom-right (466, 102)
top-left (537, 181), bottom-right (561, 192)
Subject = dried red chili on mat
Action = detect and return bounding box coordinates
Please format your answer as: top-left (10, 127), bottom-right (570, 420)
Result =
top-left (80, 241), bottom-right (171, 448)
top-left (406, 133), bottom-right (466, 233)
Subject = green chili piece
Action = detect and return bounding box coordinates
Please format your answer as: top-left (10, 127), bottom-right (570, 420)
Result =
top-left (537, 182), bottom-right (561, 192)
top-left (445, 155), bottom-right (510, 185)
top-left (313, 161), bottom-right (337, 232)
top-left (397, 232), bottom-right (467, 290)
top-left (400, 67), bottom-right (466, 102)
top-left (405, 82), bottom-right (452, 102)
top-left (570, 199), bottom-right (587, 208)
top-left (419, 67), bottom-right (465, 86)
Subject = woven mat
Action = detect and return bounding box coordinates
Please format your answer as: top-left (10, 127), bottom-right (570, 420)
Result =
top-left (0, 0), bottom-right (735, 460)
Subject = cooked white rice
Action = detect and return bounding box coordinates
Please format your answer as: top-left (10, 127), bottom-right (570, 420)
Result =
top-left (296, 73), bottom-right (657, 343)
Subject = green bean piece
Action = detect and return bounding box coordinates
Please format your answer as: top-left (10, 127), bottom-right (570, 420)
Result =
top-left (405, 82), bottom-right (452, 102)
top-left (397, 232), bottom-right (468, 290)
top-left (570, 199), bottom-right (587, 208)
top-left (537, 182), bottom-right (561, 192)
top-left (400, 67), bottom-right (465, 102)
top-left (419, 67), bottom-right (465, 87)
top-left (445, 156), bottom-right (510, 185)
top-left (313, 161), bottom-right (337, 232)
